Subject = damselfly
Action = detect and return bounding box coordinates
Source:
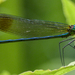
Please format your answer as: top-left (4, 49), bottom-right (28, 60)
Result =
top-left (0, 14), bottom-right (75, 66)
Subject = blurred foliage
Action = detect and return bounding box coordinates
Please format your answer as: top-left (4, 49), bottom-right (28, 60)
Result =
top-left (62, 0), bottom-right (75, 25)
top-left (0, 0), bottom-right (75, 75)
top-left (0, 0), bottom-right (6, 4)
top-left (0, 71), bottom-right (10, 75)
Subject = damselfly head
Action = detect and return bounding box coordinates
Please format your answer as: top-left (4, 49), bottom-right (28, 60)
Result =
top-left (67, 25), bottom-right (75, 35)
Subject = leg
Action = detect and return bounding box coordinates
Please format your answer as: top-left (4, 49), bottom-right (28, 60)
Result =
top-left (62, 39), bottom-right (75, 66)
top-left (59, 38), bottom-right (75, 66)
top-left (68, 40), bottom-right (75, 49)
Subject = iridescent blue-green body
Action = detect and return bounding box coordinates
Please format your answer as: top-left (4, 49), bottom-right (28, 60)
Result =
top-left (0, 14), bottom-right (75, 43)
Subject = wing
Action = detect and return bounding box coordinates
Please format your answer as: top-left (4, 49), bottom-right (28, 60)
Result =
top-left (0, 14), bottom-right (69, 38)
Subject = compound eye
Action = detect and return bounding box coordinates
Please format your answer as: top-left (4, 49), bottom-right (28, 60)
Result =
top-left (70, 25), bottom-right (74, 29)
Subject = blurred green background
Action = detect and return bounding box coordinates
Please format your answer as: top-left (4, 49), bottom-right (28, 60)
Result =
top-left (0, 0), bottom-right (75, 75)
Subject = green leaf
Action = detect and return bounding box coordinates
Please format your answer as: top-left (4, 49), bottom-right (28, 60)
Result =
top-left (61, 0), bottom-right (75, 25)
top-left (19, 62), bottom-right (75, 75)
